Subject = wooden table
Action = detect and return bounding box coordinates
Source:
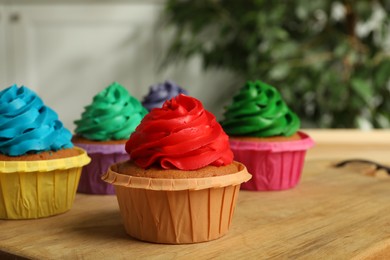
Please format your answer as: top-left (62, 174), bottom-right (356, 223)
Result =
top-left (1, 130), bottom-right (389, 259)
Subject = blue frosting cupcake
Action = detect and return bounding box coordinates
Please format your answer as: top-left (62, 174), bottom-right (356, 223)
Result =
top-left (0, 84), bottom-right (90, 220)
top-left (0, 85), bottom-right (73, 156)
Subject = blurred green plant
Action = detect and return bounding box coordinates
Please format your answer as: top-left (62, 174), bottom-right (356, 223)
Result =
top-left (163, 0), bottom-right (390, 128)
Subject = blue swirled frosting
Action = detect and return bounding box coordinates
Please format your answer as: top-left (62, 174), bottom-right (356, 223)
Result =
top-left (142, 80), bottom-right (188, 111)
top-left (0, 85), bottom-right (73, 156)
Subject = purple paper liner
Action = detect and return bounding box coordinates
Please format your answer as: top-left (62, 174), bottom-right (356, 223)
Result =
top-left (74, 142), bottom-right (126, 154)
top-left (74, 142), bottom-right (128, 195)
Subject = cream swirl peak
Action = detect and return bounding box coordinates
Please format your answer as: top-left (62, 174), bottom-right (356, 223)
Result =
top-left (74, 82), bottom-right (147, 141)
top-left (126, 94), bottom-right (233, 170)
top-left (0, 85), bottom-right (73, 156)
top-left (221, 80), bottom-right (300, 137)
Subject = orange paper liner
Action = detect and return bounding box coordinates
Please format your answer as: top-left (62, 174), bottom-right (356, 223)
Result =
top-left (102, 161), bottom-right (251, 191)
top-left (103, 161), bottom-right (251, 244)
top-left (0, 147), bottom-right (91, 173)
top-left (115, 185), bottom-right (241, 244)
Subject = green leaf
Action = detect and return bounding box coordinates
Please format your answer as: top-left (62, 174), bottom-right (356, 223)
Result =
top-left (375, 60), bottom-right (390, 88)
top-left (269, 64), bottom-right (290, 80)
top-left (375, 113), bottom-right (390, 128)
top-left (350, 78), bottom-right (373, 106)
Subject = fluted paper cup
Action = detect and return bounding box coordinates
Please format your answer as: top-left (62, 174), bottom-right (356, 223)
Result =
top-left (75, 142), bottom-right (128, 195)
top-left (0, 147), bottom-right (90, 219)
top-left (229, 131), bottom-right (314, 191)
top-left (102, 161), bottom-right (251, 244)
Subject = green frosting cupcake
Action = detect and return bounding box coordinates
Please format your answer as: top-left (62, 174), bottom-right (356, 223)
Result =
top-left (221, 80), bottom-right (300, 137)
top-left (74, 82), bottom-right (148, 141)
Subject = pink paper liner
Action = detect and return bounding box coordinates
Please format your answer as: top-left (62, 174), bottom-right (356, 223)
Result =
top-left (229, 131), bottom-right (314, 191)
top-left (74, 142), bottom-right (129, 195)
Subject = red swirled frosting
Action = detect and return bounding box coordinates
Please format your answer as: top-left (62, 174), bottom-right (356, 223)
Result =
top-left (125, 94), bottom-right (233, 170)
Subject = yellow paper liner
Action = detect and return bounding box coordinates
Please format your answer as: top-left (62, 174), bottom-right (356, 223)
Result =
top-left (102, 161), bottom-right (252, 191)
top-left (0, 148), bottom-right (90, 219)
top-left (0, 167), bottom-right (83, 219)
top-left (0, 147), bottom-right (91, 173)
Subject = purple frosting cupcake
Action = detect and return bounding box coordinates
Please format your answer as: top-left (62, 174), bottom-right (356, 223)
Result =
top-left (142, 80), bottom-right (188, 111)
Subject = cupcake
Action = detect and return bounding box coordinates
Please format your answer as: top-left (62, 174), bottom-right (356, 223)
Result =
top-left (221, 80), bottom-right (314, 191)
top-left (0, 85), bottom-right (90, 219)
top-left (142, 80), bottom-right (188, 111)
top-left (102, 94), bottom-right (251, 244)
top-left (73, 82), bottom-right (147, 195)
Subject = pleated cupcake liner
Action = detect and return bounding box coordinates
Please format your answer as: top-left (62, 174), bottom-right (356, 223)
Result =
top-left (0, 147), bottom-right (91, 173)
top-left (102, 161), bottom-right (251, 244)
top-left (77, 152), bottom-right (128, 195)
top-left (229, 131), bottom-right (314, 191)
top-left (74, 142), bottom-right (128, 195)
top-left (0, 147), bottom-right (90, 219)
top-left (103, 161), bottom-right (251, 191)
top-left (73, 142), bottom-right (126, 154)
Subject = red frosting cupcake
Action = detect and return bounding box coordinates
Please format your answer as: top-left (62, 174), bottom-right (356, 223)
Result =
top-left (102, 94), bottom-right (251, 244)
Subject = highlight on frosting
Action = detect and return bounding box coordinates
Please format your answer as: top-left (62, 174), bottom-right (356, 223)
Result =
top-left (0, 85), bottom-right (73, 156)
top-left (142, 80), bottom-right (188, 111)
top-left (74, 82), bottom-right (148, 141)
top-left (126, 94), bottom-right (233, 170)
top-left (221, 80), bottom-right (300, 137)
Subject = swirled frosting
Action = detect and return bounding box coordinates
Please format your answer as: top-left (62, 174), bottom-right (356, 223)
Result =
top-left (74, 82), bottom-right (148, 141)
top-left (221, 80), bottom-right (300, 137)
top-left (0, 85), bottom-right (73, 156)
top-left (126, 94), bottom-right (233, 170)
top-left (142, 80), bottom-right (188, 111)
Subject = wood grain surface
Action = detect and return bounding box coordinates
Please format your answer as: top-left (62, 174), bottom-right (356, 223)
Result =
top-left (0, 130), bottom-right (389, 259)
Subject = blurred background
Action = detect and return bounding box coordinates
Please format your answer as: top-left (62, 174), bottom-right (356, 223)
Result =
top-left (1, 0), bottom-right (390, 131)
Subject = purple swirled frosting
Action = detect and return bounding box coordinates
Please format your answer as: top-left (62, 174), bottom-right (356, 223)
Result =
top-left (0, 85), bottom-right (73, 156)
top-left (142, 80), bottom-right (188, 111)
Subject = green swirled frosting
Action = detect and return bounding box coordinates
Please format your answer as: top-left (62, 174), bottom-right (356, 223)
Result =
top-left (221, 80), bottom-right (300, 137)
top-left (74, 82), bottom-right (148, 141)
